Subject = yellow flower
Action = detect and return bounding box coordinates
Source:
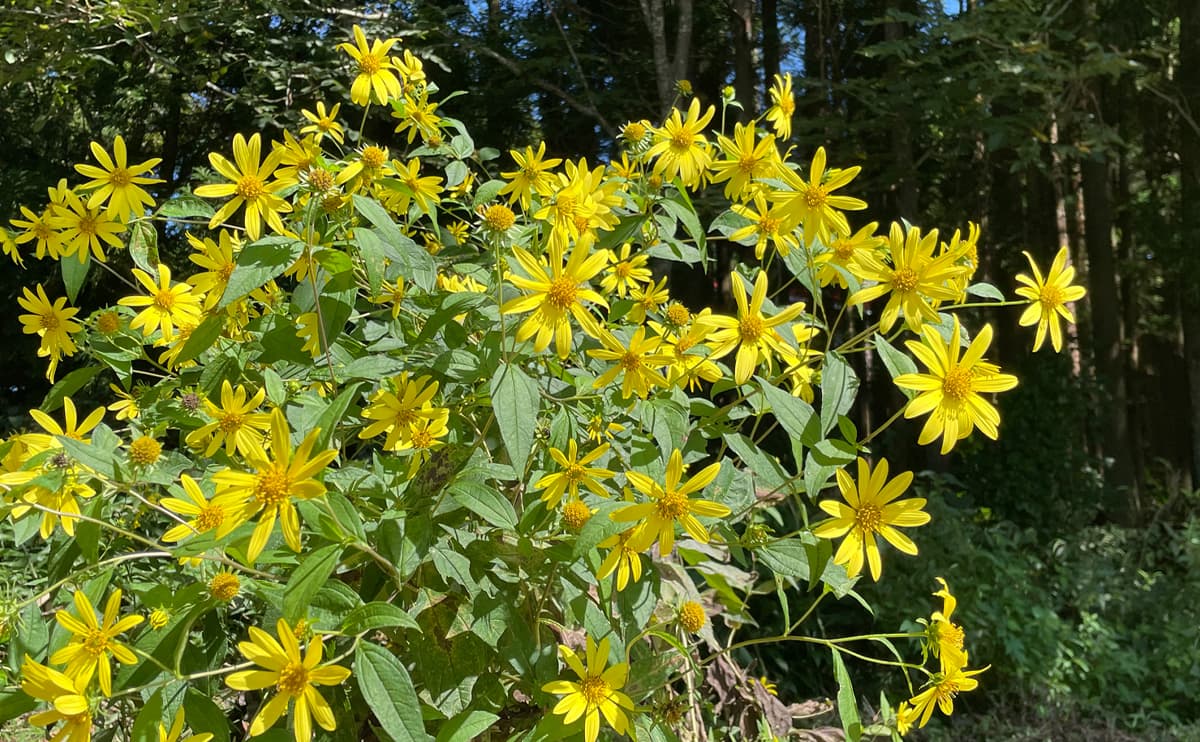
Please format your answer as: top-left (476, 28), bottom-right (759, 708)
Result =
top-left (771, 146), bottom-right (866, 247)
top-left (599, 243), bottom-right (651, 298)
top-left (541, 634), bottom-right (635, 742)
top-left (225, 618), bottom-right (352, 742)
top-left (338, 24), bottom-right (402, 106)
top-left (895, 700), bottom-right (919, 736)
top-left (296, 312), bottom-right (323, 358)
top-left (678, 601), bottom-right (707, 633)
top-left (209, 572), bottom-right (241, 602)
top-left (159, 707), bottom-right (215, 742)
top-left (612, 449), bottom-right (729, 554)
top-left (392, 92), bottom-right (442, 144)
top-left (588, 326), bottom-right (672, 400)
top-left (148, 608), bottom-right (171, 629)
top-left (128, 435), bottom-right (161, 466)
top-left (27, 397), bottom-right (105, 450)
top-left (893, 318), bottom-right (1019, 454)
top-left (1015, 247), bottom-right (1086, 352)
top-left (358, 374), bottom-right (444, 452)
top-left (185, 380), bottom-right (272, 458)
top-left (73, 135), bottom-right (162, 221)
top-left (730, 194), bottom-right (797, 260)
top-left (1, 224), bottom-right (23, 266)
top-left (561, 500), bottom-right (594, 531)
top-left (646, 98), bottom-right (715, 189)
top-left (480, 203), bottom-right (516, 234)
top-left (20, 656), bottom-right (92, 742)
top-left (595, 529), bottom-right (643, 591)
top-left (653, 314), bottom-right (724, 391)
top-left (160, 473), bottom-right (249, 545)
top-left (186, 230), bottom-right (240, 310)
top-left (812, 457), bottom-right (930, 581)
top-left (706, 271), bottom-right (808, 385)
top-left (501, 235), bottom-right (608, 358)
top-left (212, 409), bottom-right (338, 563)
top-left (627, 276), bottom-right (670, 324)
top-left (816, 221), bottom-right (885, 288)
top-left (534, 440), bottom-right (615, 509)
top-left (404, 413), bottom-right (450, 477)
top-left (300, 101), bottom-right (345, 145)
top-left (18, 284), bottom-right (83, 382)
top-left (924, 577), bottom-right (966, 670)
top-left (51, 589), bottom-right (143, 697)
top-left (370, 278), bottom-right (406, 319)
top-left (271, 130), bottom-right (322, 190)
top-left (10, 205), bottom-right (65, 260)
top-left (48, 189), bottom-right (127, 264)
top-left (118, 263), bottom-right (204, 343)
top-left (906, 653), bottom-right (987, 728)
top-left (107, 384), bottom-right (140, 421)
top-left (8, 466), bottom-right (96, 540)
top-left (388, 157), bottom-right (443, 216)
top-left (848, 222), bottom-right (967, 333)
top-left (195, 133), bottom-right (292, 240)
top-left (765, 73), bottom-right (795, 140)
top-left (499, 141), bottom-right (561, 209)
top-left (710, 121), bottom-right (779, 201)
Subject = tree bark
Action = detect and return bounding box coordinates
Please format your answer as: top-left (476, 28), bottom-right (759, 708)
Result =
top-left (731, 0), bottom-right (755, 119)
top-left (1179, 0), bottom-right (1200, 485)
top-left (763, 0), bottom-right (780, 87)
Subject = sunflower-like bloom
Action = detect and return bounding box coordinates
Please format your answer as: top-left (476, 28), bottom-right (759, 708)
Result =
top-left (10, 205), bottom-right (65, 260)
top-left (849, 222), bottom-right (967, 333)
top-left (812, 457), bottom-right (930, 581)
top-left (588, 326), bottom-right (672, 400)
top-left (48, 189), bottom-right (126, 263)
top-left (501, 235), bottom-right (608, 358)
top-left (600, 243), bottom-right (652, 298)
top-left (500, 141), bottom-right (562, 209)
top-left (51, 589), bottom-right (144, 697)
top-left (73, 135), bottom-right (162, 221)
top-left (646, 98), bottom-right (715, 189)
top-left (906, 652), bottom-right (988, 728)
top-left (534, 440), bottom-right (615, 509)
top-left (612, 449), bottom-right (729, 554)
top-left (730, 194), bottom-right (797, 259)
top-left (771, 146), bottom-right (866, 247)
top-left (765, 73), bottom-right (795, 140)
top-left (26, 396), bottom-right (105, 452)
top-left (710, 121), bottom-right (779, 201)
top-left (186, 381), bottom-right (271, 458)
top-left (161, 473), bottom-right (249, 546)
top-left (20, 656), bottom-right (92, 742)
top-left (195, 133), bottom-right (291, 240)
top-left (654, 313), bottom-right (724, 391)
top-left (707, 271), bottom-right (809, 385)
top-left (118, 264), bottom-right (203, 343)
top-left (595, 529), bottom-right (644, 591)
top-left (1015, 247), bottom-right (1086, 352)
top-left (301, 101), bottom-right (345, 145)
top-left (541, 634), bottom-right (635, 742)
top-left (225, 619), bottom-right (352, 742)
top-left (338, 25), bottom-right (402, 106)
top-left (358, 374), bottom-right (443, 451)
top-left (18, 284), bottom-right (83, 382)
top-left (212, 409), bottom-right (338, 563)
top-left (893, 318), bottom-right (1018, 454)
top-left (388, 157), bottom-right (443, 216)
top-left (186, 230), bottom-right (240, 311)
top-left (923, 577), bottom-right (967, 670)
top-left (816, 221), bottom-right (885, 288)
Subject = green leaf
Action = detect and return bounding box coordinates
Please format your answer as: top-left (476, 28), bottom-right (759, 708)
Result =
top-left (282, 544), bottom-right (342, 621)
top-left (0, 689), bottom-right (36, 724)
top-left (355, 641), bottom-right (432, 742)
top-left (40, 365), bottom-right (102, 412)
top-left (436, 710), bottom-right (500, 742)
top-left (218, 236), bottom-right (306, 308)
top-left (448, 478), bottom-right (518, 530)
top-left (491, 364), bottom-right (539, 476)
top-left (873, 333), bottom-right (918, 389)
top-left (173, 313), bottom-right (225, 366)
top-left (820, 352), bottom-right (857, 436)
top-left (342, 602), bottom-right (421, 634)
top-left (966, 282), bottom-right (1005, 301)
top-left (157, 194), bottom-right (215, 220)
top-left (263, 368), bottom-right (287, 407)
top-left (758, 378), bottom-right (820, 446)
top-left (317, 269), bottom-right (357, 349)
top-left (353, 195), bottom-right (436, 292)
top-left (757, 538), bottom-right (810, 578)
top-left (831, 649), bottom-right (863, 741)
top-left (314, 381), bottom-right (362, 452)
top-left (572, 500), bottom-right (631, 559)
top-left (184, 688), bottom-right (231, 742)
top-left (127, 221), bottom-right (159, 274)
top-left (57, 430), bottom-right (117, 479)
top-left (659, 193), bottom-right (706, 252)
top-left (130, 687), bottom-right (165, 742)
top-left (61, 251), bottom-right (90, 304)
top-left (472, 179), bottom-right (507, 207)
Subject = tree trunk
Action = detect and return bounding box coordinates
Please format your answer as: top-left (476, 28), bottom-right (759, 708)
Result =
top-left (638, 0), bottom-right (673, 111)
top-left (763, 0), bottom-right (780, 87)
top-left (1179, 0), bottom-right (1200, 485)
top-left (731, 0), bottom-right (755, 119)
top-left (884, 1), bottom-right (917, 218)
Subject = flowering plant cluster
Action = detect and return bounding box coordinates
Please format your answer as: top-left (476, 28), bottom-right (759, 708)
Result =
top-left (0, 25), bottom-right (1084, 742)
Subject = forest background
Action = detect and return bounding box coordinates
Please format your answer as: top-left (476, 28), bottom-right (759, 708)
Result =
top-left (1, 0), bottom-right (1198, 739)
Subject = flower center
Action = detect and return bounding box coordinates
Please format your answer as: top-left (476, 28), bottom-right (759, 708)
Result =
top-left (619, 351), bottom-right (642, 373)
top-left (564, 463), bottom-right (586, 483)
top-left (40, 313), bottom-right (60, 331)
top-left (362, 146), bottom-right (387, 169)
top-left (358, 53), bottom-right (383, 75)
top-left (411, 427), bottom-right (434, 449)
top-left (308, 168), bottom-right (335, 191)
top-left (109, 167), bottom-right (132, 187)
top-left (739, 315), bottom-right (765, 344)
top-left (33, 222), bottom-right (53, 240)
top-left (758, 216), bottom-right (780, 235)
top-left (832, 239), bottom-right (856, 261)
top-left (934, 676), bottom-right (963, 705)
top-left (392, 408), bottom-right (418, 429)
top-left (942, 367), bottom-right (973, 402)
top-left (218, 411), bottom-right (245, 434)
top-left (277, 662), bottom-right (310, 696)
top-left (670, 128), bottom-right (693, 151)
top-left (81, 628), bottom-right (109, 656)
top-left (623, 122), bottom-right (646, 141)
top-left (153, 290), bottom-right (176, 312)
top-left (804, 184), bottom-right (828, 209)
top-left (78, 214), bottom-right (98, 237)
top-left (547, 277), bottom-right (578, 310)
top-left (579, 675), bottom-right (611, 706)
top-left (1039, 284), bottom-right (1065, 309)
top-left (554, 194), bottom-right (577, 219)
top-left (738, 154), bottom-right (760, 174)
top-left (940, 621), bottom-right (965, 650)
top-left (780, 98), bottom-right (795, 116)
top-left (666, 303), bottom-right (690, 326)
top-left (614, 262), bottom-right (632, 279)
top-left (854, 503), bottom-right (881, 533)
top-left (891, 267), bottom-right (919, 293)
top-left (483, 204), bottom-right (515, 231)
top-left (195, 504), bottom-right (225, 531)
top-left (218, 261), bottom-right (236, 282)
top-left (254, 464), bottom-right (291, 507)
top-left (656, 490), bottom-right (690, 520)
top-left (236, 175), bottom-right (264, 201)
